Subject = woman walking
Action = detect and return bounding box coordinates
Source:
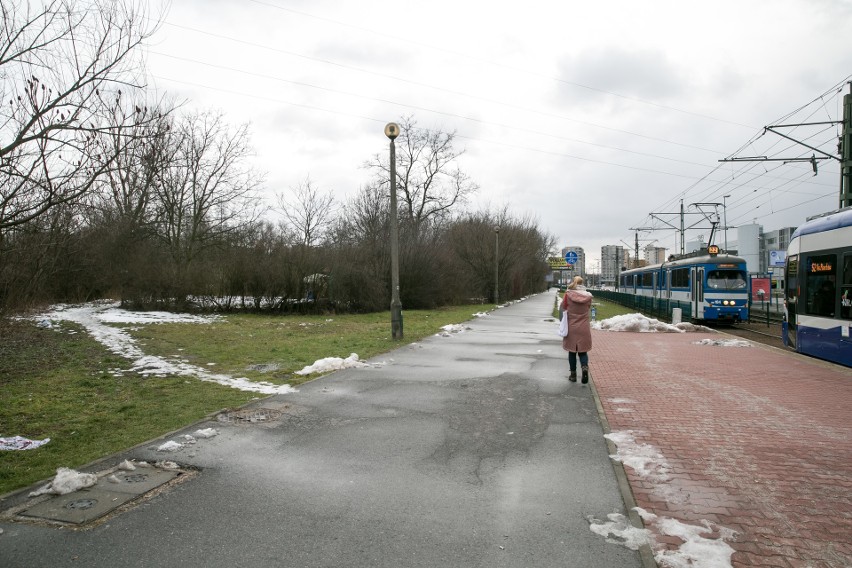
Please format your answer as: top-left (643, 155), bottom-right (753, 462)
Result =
top-left (560, 276), bottom-right (593, 383)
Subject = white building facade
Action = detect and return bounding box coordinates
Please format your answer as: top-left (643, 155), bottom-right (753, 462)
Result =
top-left (601, 245), bottom-right (628, 287)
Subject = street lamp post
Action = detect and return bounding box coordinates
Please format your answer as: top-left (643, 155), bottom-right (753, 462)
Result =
top-left (385, 123), bottom-right (403, 339)
top-left (494, 226), bottom-right (500, 305)
top-left (723, 194), bottom-right (730, 253)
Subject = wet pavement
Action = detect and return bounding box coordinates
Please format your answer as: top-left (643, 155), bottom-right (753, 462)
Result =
top-left (3, 290), bottom-right (850, 567)
top-left (0, 292), bottom-right (643, 568)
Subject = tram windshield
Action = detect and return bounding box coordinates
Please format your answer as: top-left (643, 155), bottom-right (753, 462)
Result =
top-left (706, 270), bottom-right (747, 290)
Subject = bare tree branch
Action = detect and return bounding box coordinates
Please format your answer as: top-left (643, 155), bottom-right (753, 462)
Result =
top-left (365, 115), bottom-right (478, 228)
top-left (277, 176), bottom-right (337, 247)
top-left (0, 0), bottom-right (163, 230)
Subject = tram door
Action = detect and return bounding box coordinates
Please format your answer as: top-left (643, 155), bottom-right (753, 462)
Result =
top-left (691, 267), bottom-right (705, 319)
top-left (785, 255), bottom-right (798, 348)
top-left (666, 270), bottom-right (672, 300)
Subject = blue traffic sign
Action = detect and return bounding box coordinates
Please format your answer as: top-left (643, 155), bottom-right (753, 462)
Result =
top-left (564, 251), bottom-right (578, 265)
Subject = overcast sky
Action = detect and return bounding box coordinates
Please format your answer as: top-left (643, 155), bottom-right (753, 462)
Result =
top-left (145, 0), bottom-right (852, 268)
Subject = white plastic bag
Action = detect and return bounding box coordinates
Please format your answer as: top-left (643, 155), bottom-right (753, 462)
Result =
top-left (558, 310), bottom-right (569, 337)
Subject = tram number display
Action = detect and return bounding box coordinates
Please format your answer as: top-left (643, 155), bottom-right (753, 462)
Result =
top-left (810, 261), bottom-right (834, 273)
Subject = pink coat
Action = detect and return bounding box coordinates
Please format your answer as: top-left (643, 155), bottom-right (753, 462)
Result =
top-left (561, 288), bottom-right (593, 353)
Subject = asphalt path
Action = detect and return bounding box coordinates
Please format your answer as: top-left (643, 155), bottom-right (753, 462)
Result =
top-left (0, 292), bottom-right (642, 567)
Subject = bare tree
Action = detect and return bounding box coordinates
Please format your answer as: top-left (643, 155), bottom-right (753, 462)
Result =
top-left (366, 116), bottom-right (478, 228)
top-left (277, 176), bottom-right (336, 247)
top-left (151, 110), bottom-right (266, 298)
top-left (89, 97), bottom-right (176, 229)
top-left (448, 207), bottom-right (553, 302)
top-left (0, 0), bottom-right (162, 231)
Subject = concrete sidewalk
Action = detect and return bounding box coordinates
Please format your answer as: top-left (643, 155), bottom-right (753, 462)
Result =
top-left (0, 292), bottom-right (644, 568)
top-left (593, 324), bottom-right (852, 567)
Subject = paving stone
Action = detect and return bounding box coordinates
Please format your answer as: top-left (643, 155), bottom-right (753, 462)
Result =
top-left (591, 328), bottom-right (852, 566)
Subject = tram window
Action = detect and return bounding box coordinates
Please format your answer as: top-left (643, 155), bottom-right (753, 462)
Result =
top-left (706, 270), bottom-right (747, 290)
top-left (841, 253), bottom-right (852, 320)
top-left (805, 254), bottom-right (836, 317)
top-left (671, 268), bottom-right (689, 288)
top-left (642, 272), bottom-right (653, 287)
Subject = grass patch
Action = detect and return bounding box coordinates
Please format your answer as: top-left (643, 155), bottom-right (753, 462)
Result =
top-left (0, 304), bottom-right (490, 495)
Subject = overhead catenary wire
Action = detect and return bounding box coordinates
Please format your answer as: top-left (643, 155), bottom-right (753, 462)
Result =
top-left (631, 79), bottom-right (849, 248)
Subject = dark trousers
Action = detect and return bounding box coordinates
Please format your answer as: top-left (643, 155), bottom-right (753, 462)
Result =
top-left (568, 352), bottom-right (589, 371)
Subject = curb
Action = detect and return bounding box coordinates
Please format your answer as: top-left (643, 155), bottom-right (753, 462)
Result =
top-left (589, 376), bottom-right (659, 568)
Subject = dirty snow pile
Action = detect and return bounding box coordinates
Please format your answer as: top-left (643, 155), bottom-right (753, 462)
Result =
top-left (594, 313), bottom-right (711, 333)
top-left (437, 324), bottom-right (471, 337)
top-left (156, 428), bottom-right (220, 452)
top-left (34, 302), bottom-right (295, 395)
top-left (589, 426), bottom-right (737, 567)
top-left (29, 467), bottom-right (98, 496)
top-left (0, 436), bottom-right (51, 451)
top-left (693, 338), bottom-right (751, 348)
top-left (29, 460), bottom-right (187, 497)
top-left (295, 353), bottom-right (370, 375)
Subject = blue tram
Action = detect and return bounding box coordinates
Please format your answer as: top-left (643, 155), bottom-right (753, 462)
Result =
top-left (618, 246), bottom-right (749, 323)
top-left (783, 207), bottom-right (852, 367)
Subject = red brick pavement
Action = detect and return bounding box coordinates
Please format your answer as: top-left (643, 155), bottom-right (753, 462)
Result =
top-left (591, 329), bottom-right (852, 568)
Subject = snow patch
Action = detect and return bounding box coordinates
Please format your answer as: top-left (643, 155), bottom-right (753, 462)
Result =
top-left (0, 436), bottom-right (50, 451)
top-left (636, 508), bottom-right (737, 568)
top-left (605, 430), bottom-right (671, 484)
top-left (34, 302), bottom-right (295, 395)
top-left (437, 324), bottom-right (471, 337)
top-left (157, 440), bottom-right (183, 452)
top-left (295, 353), bottom-right (369, 375)
top-left (594, 313), bottom-right (712, 333)
top-left (194, 428), bottom-right (218, 439)
top-left (693, 338), bottom-right (751, 348)
top-left (29, 468), bottom-right (98, 497)
top-left (587, 512), bottom-right (652, 550)
top-left (595, 431), bottom-right (737, 567)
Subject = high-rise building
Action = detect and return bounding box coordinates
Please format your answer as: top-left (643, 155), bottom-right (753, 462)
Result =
top-left (601, 245), bottom-right (628, 287)
top-left (644, 245), bottom-right (667, 265)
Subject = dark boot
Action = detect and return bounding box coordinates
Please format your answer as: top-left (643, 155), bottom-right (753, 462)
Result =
top-left (581, 366), bottom-right (589, 384)
top-left (569, 371), bottom-right (577, 382)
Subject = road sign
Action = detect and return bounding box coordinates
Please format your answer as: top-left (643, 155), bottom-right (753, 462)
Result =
top-left (548, 256), bottom-right (568, 269)
top-left (564, 251), bottom-right (578, 265)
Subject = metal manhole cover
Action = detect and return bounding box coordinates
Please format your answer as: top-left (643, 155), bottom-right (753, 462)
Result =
top-left (122, 474), bottom-right (149, 483)
top-left (217, 408), bottom-right (283, 424)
